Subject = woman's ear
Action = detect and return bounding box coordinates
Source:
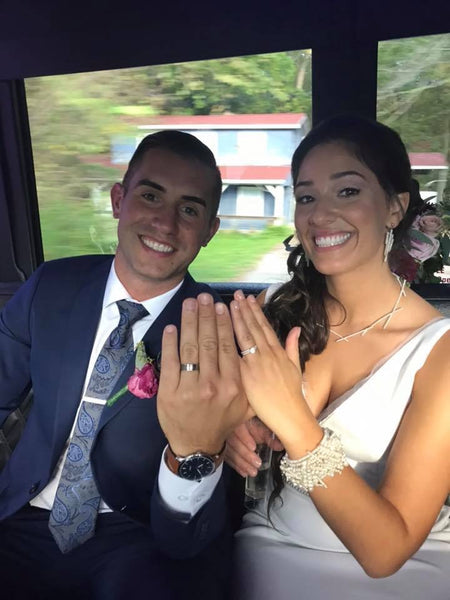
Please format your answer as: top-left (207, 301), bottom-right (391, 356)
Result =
top-left (389, 192), bottom-right (410, 228)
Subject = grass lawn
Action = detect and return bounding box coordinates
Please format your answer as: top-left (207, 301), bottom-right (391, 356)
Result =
top-left (189, 226), bottom-right (291, 282)
top-left (40, 197), bottom-right (291, 283)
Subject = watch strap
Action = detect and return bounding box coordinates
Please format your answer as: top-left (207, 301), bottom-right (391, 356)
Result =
top-left (165, 442), bottom-right (226, 476)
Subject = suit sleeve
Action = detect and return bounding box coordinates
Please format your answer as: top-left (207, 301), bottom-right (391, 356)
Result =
top-left (150, 470), bottom-right (230, 559)
top-left (0, 266), bottom-right (43, 426)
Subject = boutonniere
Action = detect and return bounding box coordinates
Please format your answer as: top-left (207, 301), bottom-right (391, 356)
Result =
top-left (106, 341), bottom-right (159, 407)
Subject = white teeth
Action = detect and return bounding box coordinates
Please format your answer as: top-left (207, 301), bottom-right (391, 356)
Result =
top-left (141, 237), bottom-right (174, 253)
top-left (315, 233), bottom-right (351, 248)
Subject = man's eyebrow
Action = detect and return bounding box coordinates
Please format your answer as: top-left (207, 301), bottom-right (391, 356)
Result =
top-left (136, 178), bottom-right (165, 192)
top-left (295, 170), bottom-right (366, 189)
top-left (136, 178), bottom-right (207, 208)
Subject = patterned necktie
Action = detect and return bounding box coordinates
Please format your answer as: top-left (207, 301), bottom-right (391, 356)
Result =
top-left (48, 300), bottom-right (149, 553)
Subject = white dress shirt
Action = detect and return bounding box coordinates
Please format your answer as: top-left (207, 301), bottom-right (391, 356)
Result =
top-left (31, 261), bottom-right (221, 516)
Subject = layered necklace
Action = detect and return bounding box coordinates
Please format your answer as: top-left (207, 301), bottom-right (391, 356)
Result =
top-left (328, 277), bottom-right (407, 343)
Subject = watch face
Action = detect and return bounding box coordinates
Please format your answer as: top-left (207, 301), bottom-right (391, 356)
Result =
top-left (178, 454), bottom-right (215, 481)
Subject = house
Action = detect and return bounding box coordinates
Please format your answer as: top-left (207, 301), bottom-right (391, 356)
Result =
top-left (102, 114), bottom-right (448, 229)
top-left (111, 113), bottom-right (309, 230)
top-left (408, 153), bottom-right (448, 203)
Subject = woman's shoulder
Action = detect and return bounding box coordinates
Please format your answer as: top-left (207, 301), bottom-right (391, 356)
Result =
top-left (403, 286), bottom-right (446, 321)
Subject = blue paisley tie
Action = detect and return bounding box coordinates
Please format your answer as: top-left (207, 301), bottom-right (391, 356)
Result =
top-left (48, 300), bottom-right (148, 553)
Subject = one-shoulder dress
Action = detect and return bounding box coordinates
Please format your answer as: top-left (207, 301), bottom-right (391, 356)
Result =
top-left (233, 317), bottom-right (450, 600)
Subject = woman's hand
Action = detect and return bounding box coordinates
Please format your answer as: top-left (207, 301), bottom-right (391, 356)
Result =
top-left (225, 418), bottom-right (284, 477)
top-left (230, 291), bottom-right (322, 456)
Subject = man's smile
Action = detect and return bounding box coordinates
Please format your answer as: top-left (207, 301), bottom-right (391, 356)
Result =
top-left (139, 235), bottom-right (175, 254)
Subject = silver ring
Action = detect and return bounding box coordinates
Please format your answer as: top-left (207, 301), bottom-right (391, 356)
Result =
top-left (180, 363), bottom-right (199, 372)
top-left (241, 345), bottom-right (258, 356)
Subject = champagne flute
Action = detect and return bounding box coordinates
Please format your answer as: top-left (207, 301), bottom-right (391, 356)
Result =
top-left (244, 418), bottom-right (276, 508)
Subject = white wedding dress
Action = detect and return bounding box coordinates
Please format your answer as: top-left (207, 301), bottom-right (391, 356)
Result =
top-left (233, 317), bottom-right (450, 600)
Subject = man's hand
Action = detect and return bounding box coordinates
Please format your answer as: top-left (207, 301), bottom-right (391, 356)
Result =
top-left (225, 418), bottom-right (284, 477)
top-left (157, 293), bottom-right (251, 456)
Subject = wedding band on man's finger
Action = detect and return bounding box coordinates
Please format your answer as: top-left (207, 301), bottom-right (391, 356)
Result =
top-left (241, 345), bottom-right (258, 357)
top-left (180, 363), bottom-right (199, 372)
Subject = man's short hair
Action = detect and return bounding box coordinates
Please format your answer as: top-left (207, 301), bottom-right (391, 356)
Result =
top-left (122, 130), bottom-right (222, 221)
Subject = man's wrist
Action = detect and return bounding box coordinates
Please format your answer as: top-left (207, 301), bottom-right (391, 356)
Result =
top-left (164, 443), bottom-right (226, 478)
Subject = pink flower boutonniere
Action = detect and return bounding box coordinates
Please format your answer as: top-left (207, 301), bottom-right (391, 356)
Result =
top-left (106, 341), bottom-right (159, 407)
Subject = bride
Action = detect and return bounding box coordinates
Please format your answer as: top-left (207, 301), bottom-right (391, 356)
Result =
top-left (227, 116), bottom-right (450, 599)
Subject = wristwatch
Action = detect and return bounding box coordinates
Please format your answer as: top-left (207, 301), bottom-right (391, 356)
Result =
top-left (165, 443), bottom-right (226, 481)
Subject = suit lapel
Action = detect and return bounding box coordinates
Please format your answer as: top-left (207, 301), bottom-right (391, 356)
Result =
top-left (98, 273), bottom-right (200, 430)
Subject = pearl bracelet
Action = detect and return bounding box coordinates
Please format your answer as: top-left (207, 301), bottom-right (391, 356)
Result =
top-left (280, 428), bottom-right (348, 495)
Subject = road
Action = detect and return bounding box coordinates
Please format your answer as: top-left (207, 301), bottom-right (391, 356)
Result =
top-left (239, 242), bottom-right (291, 283)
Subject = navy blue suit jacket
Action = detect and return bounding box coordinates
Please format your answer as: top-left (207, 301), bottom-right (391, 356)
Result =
top-left (0, 255), bottom-right (232, 560)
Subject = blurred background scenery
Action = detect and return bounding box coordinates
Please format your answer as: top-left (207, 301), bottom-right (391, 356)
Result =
top-left (25, 34), bottom-right (449, 282)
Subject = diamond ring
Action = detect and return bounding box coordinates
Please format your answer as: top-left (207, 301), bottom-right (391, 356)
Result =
top-left (241, 345), bottom-right (257, 356)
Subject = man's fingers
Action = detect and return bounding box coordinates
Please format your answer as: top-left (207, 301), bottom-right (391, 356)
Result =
top-left (159, 324), bottom-right (180, 389)
top-left (225, 437), bottom-right (261, 478)
top-left (232, 422), bottom-right (257, 451)
top-left (197, 293), bottom-right (219, 375)
top-left (214, 301), bottom-right (240, 376)
top-left (179, 298), bottom-right (199, 370)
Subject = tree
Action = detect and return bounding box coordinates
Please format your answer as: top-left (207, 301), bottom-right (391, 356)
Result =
top-left (377, 34), bottom-right (450, 157)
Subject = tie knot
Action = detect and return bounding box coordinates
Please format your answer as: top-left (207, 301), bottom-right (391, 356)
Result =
top-left (116, 300), bottom-right (149, 327)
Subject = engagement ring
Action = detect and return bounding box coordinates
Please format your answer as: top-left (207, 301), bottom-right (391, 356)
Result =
top-left (241, 345), bottom-right (258, 356)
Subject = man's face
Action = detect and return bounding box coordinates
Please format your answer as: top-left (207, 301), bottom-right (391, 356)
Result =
top-left (111, 148), bottom-right (220, 300)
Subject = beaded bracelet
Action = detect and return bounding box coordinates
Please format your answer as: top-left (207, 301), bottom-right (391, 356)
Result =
top-left (280, 428), bottom-right (348, 495)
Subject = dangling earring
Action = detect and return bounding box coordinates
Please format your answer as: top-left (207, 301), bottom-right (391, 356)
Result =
top-left (294, 249), bottom-right (309, 269)
top-left (384, 227), bottom-right (394, 262)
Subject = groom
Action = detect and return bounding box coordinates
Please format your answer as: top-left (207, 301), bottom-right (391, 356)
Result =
top-left (0, 131), bottom-right (247, 599)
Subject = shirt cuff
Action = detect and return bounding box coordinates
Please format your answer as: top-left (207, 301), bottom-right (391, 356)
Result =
top-left (158, 451), bottom-right (223, 517)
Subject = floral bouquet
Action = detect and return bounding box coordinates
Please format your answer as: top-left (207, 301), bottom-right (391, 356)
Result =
top-left (390, 205), bottom-right (450, 284)
top-left (106, 341), bottom-right (159, 407)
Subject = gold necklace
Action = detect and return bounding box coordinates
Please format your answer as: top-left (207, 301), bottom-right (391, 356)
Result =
top-left (329, 278), bottom-right (406, 343)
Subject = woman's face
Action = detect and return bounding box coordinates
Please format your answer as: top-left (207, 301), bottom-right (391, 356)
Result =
top-left (294, 142), bottom-right (397, 277)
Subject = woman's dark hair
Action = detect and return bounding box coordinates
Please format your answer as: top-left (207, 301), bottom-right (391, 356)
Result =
top-left (264, 114), bottom-right (426, 513)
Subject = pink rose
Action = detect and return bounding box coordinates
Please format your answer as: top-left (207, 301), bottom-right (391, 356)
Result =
top-left (407, 235), bottom-right (440, 262)
top-left (414, 214), bottom-right (444, 238)
top-left (127, 363), bottom-right (159, 399)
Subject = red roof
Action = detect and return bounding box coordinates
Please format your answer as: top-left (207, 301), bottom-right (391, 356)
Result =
top-left (409, 152), bottom-right (447, 168)
top-left (127, 113), bottom-right (307, 128)
top-left (219, 165), bottom-right (289, 182)
top-left (82, 153), bottom-right (447, 181)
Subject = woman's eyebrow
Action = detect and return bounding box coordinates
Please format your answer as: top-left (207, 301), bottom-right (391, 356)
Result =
top-left (295, 170), bottom-right (366, 189)
top-left (294, 179), bottom-right (313, 189)
top-left (330, 170), bottom-right (366, 180)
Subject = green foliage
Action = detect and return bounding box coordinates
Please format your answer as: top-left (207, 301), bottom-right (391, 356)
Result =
top-left (25, 38), bottom-right (449, 284)
top-left (378, 34), bottom-right (450, 157)
top-left (189, 226), bottom-right (291, 282)
top-left (39, 198), bottom-right (117, 260)
top-left (440, 235), bottom-right (450, 265)
top-left (147, 52), bottom-right (311, 115)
